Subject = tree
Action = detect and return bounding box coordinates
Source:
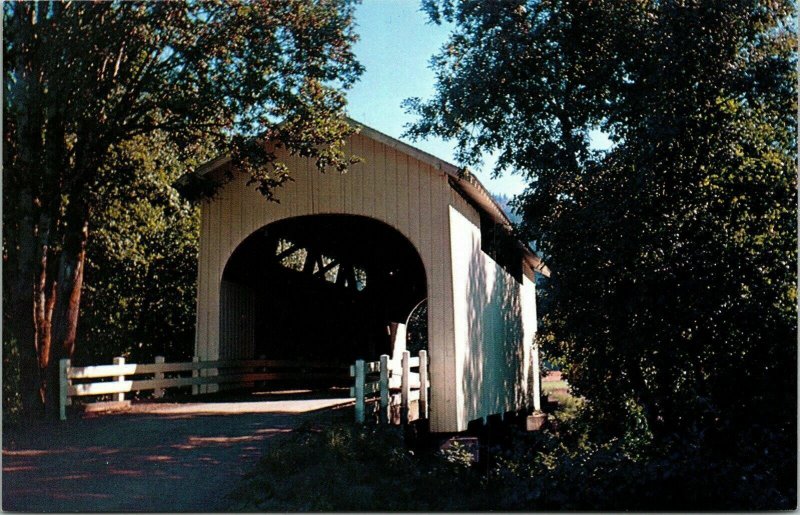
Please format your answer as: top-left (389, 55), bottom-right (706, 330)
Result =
top-left (3, 0), bottom-right (363, 418)
top-left (407, 0), bottom-right (795, 503)
top-left (77, 131), bottom-right (207, 366)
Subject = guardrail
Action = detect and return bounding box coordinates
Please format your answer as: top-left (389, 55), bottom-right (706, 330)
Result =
top-left (350, 349), bottom-right (428, 425)
top-left (59, 356), bottom-right (348, 421)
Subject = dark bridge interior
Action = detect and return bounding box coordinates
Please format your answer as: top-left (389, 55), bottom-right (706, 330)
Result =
top-left (222, 215), bottom-right (427, 364)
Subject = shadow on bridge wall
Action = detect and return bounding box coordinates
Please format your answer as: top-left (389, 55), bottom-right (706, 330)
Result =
top-left (451, 207), bottom-right (535, 426)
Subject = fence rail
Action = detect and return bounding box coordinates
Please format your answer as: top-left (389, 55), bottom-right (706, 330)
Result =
top-left (349, 349), bottom-right (429, 425)
top-left (59, 357), bottom-right (348, 421)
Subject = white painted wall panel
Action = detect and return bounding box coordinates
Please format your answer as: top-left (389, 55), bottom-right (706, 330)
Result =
top-left (448, 206), bottom-right (539, 429)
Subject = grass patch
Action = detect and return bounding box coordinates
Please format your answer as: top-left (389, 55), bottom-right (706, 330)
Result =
top-left (226, 422), bottom-right (488, 511)
top-left (541, 379), bottom-right (569, 393)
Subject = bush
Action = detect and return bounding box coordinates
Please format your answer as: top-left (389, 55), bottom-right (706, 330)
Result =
top-left (487, 411), bottom-right (795, 510)
top-left (227, 423), bottom-right (488, 511)
top-left (2, 336), bottom-right (22, 427)
top-left (227, 400), bottom-right (795, 511)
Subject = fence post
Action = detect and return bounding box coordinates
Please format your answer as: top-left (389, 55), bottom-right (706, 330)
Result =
top-left (113, 357), bottom-right (125, 402)
top-left (354, 359), bottom-right (365, 424)
top-left (401, 350), bottom-right (410, 425)
top-left (379, 354), bottom-right (390, 424)
top-left (154, 356), bottom-right (165, 399)
top-left (419, 350), bottom-right (428, 420)
top-left (192, 356), bottom-right (200, 395)
top-left (59, 359), bottom-right (70, 421)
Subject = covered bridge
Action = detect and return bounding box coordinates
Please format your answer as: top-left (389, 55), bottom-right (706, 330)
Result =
top-left (191, 120), bottom-right (549, 433)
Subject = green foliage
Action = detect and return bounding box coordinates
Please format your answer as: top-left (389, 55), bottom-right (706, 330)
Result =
top-left (227, 413), bottom-right (794, 511)
top-left (2, 336), bottom-right (23, 426)
top-left (487, 420), bottom-right (795, 510)
top-left (227, 423), bottom-right (486, 511)
top-left (408, 0), bottom-right (796, 506)
top-left (76, 132), bottom-right (208, 364)
top-left (4, 0), bottom-right (363, 415)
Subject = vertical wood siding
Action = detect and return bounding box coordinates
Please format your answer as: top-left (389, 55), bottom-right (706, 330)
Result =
top-left (195, 132), bottom-right (538, 432)
top-left (448, 206), bottom-right (539, 429)
top-left (219, 280), bottom-right (256, 360)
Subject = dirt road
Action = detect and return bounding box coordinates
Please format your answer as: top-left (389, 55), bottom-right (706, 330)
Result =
top-left (3, 393), bottom-right (353, 512)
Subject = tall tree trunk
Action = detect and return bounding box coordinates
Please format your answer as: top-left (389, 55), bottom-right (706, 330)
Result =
top-left (43, 220), bottom-right (89, 419)
top-left (6, 2), bottom-right (47, 420)
top-left (8, 238), bottom-right (44, 420)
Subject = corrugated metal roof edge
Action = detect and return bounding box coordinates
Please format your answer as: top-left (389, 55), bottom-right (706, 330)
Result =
top-left (190, 118), bottom-right (550, 277)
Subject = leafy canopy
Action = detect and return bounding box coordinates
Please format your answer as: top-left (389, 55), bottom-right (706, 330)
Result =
top-left (77, 131), bottom-right (207, 365)
top-left (4, 1), bottom-right (364, 200)
top-left (3, 0), bottom-right (363, 416)
top-left (407, 0), bottom-right (796, 450)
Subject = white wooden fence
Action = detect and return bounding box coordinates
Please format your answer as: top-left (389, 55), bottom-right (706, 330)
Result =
top-left (59, 356), bottom-right (348, 421)
top-left (350, 349), bottom-right (429, 425)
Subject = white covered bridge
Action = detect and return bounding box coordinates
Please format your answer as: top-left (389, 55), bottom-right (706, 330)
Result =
top-left (191, 120), bottom-right (549, 433)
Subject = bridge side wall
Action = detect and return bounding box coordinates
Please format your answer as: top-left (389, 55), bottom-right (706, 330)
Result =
top-left (449, 206), bottom-right (539, 430)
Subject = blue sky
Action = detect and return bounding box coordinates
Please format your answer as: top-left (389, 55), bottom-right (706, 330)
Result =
top-left (346, 0), bottom-right (528, 198)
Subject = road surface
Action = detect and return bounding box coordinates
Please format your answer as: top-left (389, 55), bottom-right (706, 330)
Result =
top-left (3, 391), bottom-right (353, 512)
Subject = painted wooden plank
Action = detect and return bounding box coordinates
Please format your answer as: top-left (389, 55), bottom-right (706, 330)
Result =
top-left (323, 155), bottom-right (340, 213)
top-left (220, 182), bottom-right (233, 279)
top-left (381, 145), bottom-right (398, 227)
top-left (379, 354), bottom-right (390, 424)
top-left (396, 153), bottom-right (409, 235)
top-left (350, 361), bottom-right (381, 375)
top-left (195, 202), bottom-right (209, 364)
top-left (69, 359), bottom-right (348, 379)
top-left (389, 390), bottom-right (421, 404)
top-left (192, 356), bottom-right (200, 395)
top-left (69, 371), bottom-right (349, 397)
top-left (236, 174), bottom-right (245, 258)
top-left (313, 154), bottom-right (332, 214)
top-left (280, 153), bottom-right (301, 218)
top-left (421, 170), bottom-right (447, 425)
top-left (389, 374), bottom-right (420, 390)
top-left (199, 200), bottom-right (214, 362)
top-left (445, 176), bottom-right (464, 429)
top-left (354, 359), bottom-right (365, 423)
top-left (332, 161), bottom-right (346, 215)
top-left (348, 380), bottom-right (381, 397)
top-left (401, 350), bottom-right (411, 424)
top-left (153, 356), bottom-right (165, 399)
top-left (113, 357), bottom-right (125, 402)
top-left (339, 137), bottom-right (351, 214)
top-left (418, 168), bottom-right (433, 277)
top-left (385, 357), bottom-right (420, 370)
top-left (207, 190), bottom-right (222, 363)
top-left (242, 176), bottom-right (254, 240)
top-left (373, 139), bottom-right (388, 221)
top-left (360, 135), bottom-right (374, 216)
top-left (407, 157), bottom-right (421, 245)
top-left (59, 359), bottom-right (70, 421)
top-left (349, 135), bottom-right (364, 216)
top-left (440, 206), bottom-right (466, 430)
top-left (419, 350), bottom-right (429, 419)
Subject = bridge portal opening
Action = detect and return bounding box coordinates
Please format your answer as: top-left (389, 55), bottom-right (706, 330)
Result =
top-left (220, 214), bottom-right (427, 389)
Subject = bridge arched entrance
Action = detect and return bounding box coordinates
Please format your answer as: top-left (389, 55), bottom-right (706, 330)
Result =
top-left (219, 214), bottom-right (427, 378)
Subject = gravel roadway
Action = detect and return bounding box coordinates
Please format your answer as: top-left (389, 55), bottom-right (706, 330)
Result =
top-left (2, 392), bottom-right (353, 512)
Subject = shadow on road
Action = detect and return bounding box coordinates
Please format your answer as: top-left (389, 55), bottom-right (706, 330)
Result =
top-left (3, 390), bottom-right (354, 512)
